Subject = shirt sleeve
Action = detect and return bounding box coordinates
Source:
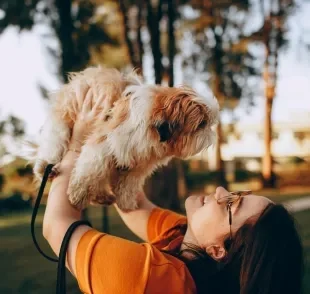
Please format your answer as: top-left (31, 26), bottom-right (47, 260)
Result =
top-left (75, 229), bottom-right (151, 294)
top-left (147, 207), bottom-right (187, 243)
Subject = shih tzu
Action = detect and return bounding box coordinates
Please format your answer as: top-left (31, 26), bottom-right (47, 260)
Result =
top-left (29, 66), bottom-right (219, 210)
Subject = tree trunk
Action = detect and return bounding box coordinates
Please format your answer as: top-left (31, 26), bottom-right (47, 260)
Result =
top-left (102, 206), bottom-right (110, 233)
top-left (262, 15), bottom-right (277, 188)
top-left (146, 0), bottom-right (163, 84)
top-left (55, 0), bottom-right (92, 220)
top-left (167, 0), bottom-right (176, 87)
top-left (55, 0), bottom-right (75, 82)
top-left (213, 73), bottom-right (228, 188)
top-left (262, 51), bottom-right (276, 188)
top-left (81, 209), bottom-right (88, 221)
top-left (143, 0), bottom-right (182, 211)
top-left (144, 159), bottom-right (181, 211)
top-left (262, 96), bottom-right (274, 187)
top-left (215, 120), bottom-right (228, 188)
top-left (208, 3), bottom-right (228, 188)
top-left (137, 0), bottom-right (144, 73)
top-left (119, 0), bottom-right (142, 72)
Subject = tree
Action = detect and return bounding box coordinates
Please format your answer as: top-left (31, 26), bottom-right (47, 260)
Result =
top-left (49, 0), bottom-right (118, 82)
top-left (0, 0), bottom-right (40, 33)
top-left (0, 1), bottom-right (31, 160)
top-left (0, 115), bottom-right (25, 159)
top-left (0, 0), bottom-right (118, 230)
top-left (119, 0), bottom-right (144, 74)
top-left (181, 0), bottom-right (260, 187)
top-left (51, 0), bottom-right (118, 226)
top-left (119, 0), bottom-right (184, 211)
top-left (231, 0), bottom-right (294, 187)
top-left (260, 0), bottom-right (293, 187)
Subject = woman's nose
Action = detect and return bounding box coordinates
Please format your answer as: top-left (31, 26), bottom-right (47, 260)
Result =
top-left (215, 186), bottom-right (229, 200)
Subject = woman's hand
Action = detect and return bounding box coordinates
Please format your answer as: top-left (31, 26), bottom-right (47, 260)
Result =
top-left (68, 83), bottom-right (104, 152)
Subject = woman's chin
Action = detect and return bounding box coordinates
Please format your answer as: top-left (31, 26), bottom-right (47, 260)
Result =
top-left (185, 195), bottom-right (204, 213)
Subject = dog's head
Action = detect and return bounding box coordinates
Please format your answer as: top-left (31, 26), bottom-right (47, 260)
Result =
top-left (106, 83), bottom-right (219, 168)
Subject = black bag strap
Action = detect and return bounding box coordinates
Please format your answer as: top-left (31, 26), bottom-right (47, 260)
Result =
top-left (31, 164), bottom-right (92, 294)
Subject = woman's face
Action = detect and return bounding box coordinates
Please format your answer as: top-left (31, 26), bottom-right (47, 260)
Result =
top-left (185, 187), bottom-right (272, 253)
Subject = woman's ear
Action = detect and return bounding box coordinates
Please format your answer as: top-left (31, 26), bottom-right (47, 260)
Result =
top-left (206, 245), bottom-right (226, 261)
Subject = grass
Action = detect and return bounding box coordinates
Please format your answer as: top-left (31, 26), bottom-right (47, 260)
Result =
top-left (295, 209), bottom-right (310, 294)
top-left (0, 195), bottom-right (309, 294)
top-left (0, 207), bottom-right (140, 294)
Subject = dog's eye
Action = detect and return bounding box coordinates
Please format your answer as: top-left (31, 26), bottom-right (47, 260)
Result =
top-left (156, 122), bottom-right (173, 142)
top-left (198, 120), bottom-right (207, 129)
top-left (125, 92), bottom-right (132, 97)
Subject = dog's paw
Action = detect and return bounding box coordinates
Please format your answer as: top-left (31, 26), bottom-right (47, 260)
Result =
top-left (68, 181), bottom-right (90, 210)
top-left (69, 191), bottom-right (89, 210)
top-left (33, 159), bottom-right (49, 179)
top-left (90, 193), bottom-right (116, 206)
top-left (116, 196), bottom-right (139, 211)
top-left (48, 163), bottom-right (61, 179)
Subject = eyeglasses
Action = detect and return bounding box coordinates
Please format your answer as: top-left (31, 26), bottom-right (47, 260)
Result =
top-left (217, 190), bottom-right (252, 240)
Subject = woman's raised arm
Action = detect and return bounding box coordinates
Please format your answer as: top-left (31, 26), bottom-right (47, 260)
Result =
top-left (114, 193), bottom-right (157, 242)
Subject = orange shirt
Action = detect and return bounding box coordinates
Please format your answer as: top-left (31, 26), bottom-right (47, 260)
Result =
top-left (75, 208), bottom-right (196, 293)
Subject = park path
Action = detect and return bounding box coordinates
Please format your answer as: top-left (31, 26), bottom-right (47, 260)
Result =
top-left (284, 196), bottom-right (310, 213)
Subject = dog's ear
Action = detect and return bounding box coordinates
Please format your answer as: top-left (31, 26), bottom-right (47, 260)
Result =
top-left (156, 121), bottom-right (177, 142)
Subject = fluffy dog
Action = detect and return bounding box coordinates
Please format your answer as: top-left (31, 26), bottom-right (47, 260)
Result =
top-left (29, 67), bottom-right (219, 210)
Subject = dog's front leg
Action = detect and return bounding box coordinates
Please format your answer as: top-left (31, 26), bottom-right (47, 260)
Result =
top-left (34, 114), bottom-right (70, 181)
top-left (68, 142), bottom-right (115, 209)
top-left (113, 172), bottom-right (144, 211)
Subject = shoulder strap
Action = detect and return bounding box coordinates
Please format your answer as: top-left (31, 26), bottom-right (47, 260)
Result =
top-left (56, 220), bottom-right (92, 294)
top-left (31, 164), bottom-right (92, 294)
top-left (31, 164), bottom-right (58, 262)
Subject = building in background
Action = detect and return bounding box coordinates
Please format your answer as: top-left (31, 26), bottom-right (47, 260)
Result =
top-left (192, 111), bottom-right (310, 172)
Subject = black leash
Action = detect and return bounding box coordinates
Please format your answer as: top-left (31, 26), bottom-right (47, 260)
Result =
top-left (31, 164), bottom-right (92, 294)
top-left (31, 164), bottom-right (58, 262)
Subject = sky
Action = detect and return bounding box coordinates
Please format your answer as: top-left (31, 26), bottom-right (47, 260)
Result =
top-left (0, 2), bottom-right (309, 140)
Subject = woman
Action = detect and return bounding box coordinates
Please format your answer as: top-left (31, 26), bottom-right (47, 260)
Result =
top-left (43, 85), bottom-right (304, 293)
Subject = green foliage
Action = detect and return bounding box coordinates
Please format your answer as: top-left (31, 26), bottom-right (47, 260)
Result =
top-left (234, 169), bottom-right (260, 182)
top-left (0, 174), bottom-right (5, 192)
top-left (16, 165), bottom-right (33, 177)
top-left (0, 115), bottom-right (25, 159)
top-left (180, 1), bottom-right (262, 110)
top-left (47, 0), bottom-right (119, 81)
top-left (0, 0), bottom-right (41, 33)
top-left (0, 0), bottom-right (119, 82)
top-left (286, 156), bottom-right (306, 165)
top-left (185, 170), bottom-right (220, 189)
top-left (0, 191), bottom-right (31, 213)
top-left (0, 115), bottom-right (24, 137)
top-left (185, 169), bottom-right (261, 190)
top-left (7, 115), bottom-right (25, 137)
top-left (1, 157), bottom-right (29, 177)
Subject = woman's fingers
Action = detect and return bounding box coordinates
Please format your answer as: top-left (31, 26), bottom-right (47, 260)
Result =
top-left (81, 88), bottom-right (93, 114)
top-left (92, 94), bottom-right (105, 114)
top-left (71, 92), bottom-right (79, 115)
top-left (75, 81), bottom-right (90, 111)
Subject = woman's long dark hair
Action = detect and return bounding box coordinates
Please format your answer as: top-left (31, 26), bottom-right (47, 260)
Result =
top-left (161, 203), bottom-right (304, 294)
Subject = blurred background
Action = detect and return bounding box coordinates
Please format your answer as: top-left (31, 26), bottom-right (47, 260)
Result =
top-left (0, 0), bottom-right (309, 293)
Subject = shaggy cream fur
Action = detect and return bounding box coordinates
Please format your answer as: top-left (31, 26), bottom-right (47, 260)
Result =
top-left (28, 66), bottom-right (219, 210)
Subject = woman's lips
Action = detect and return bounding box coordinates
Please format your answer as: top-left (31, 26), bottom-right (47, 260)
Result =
top-left (201, 193), bottom-right (216, 205)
